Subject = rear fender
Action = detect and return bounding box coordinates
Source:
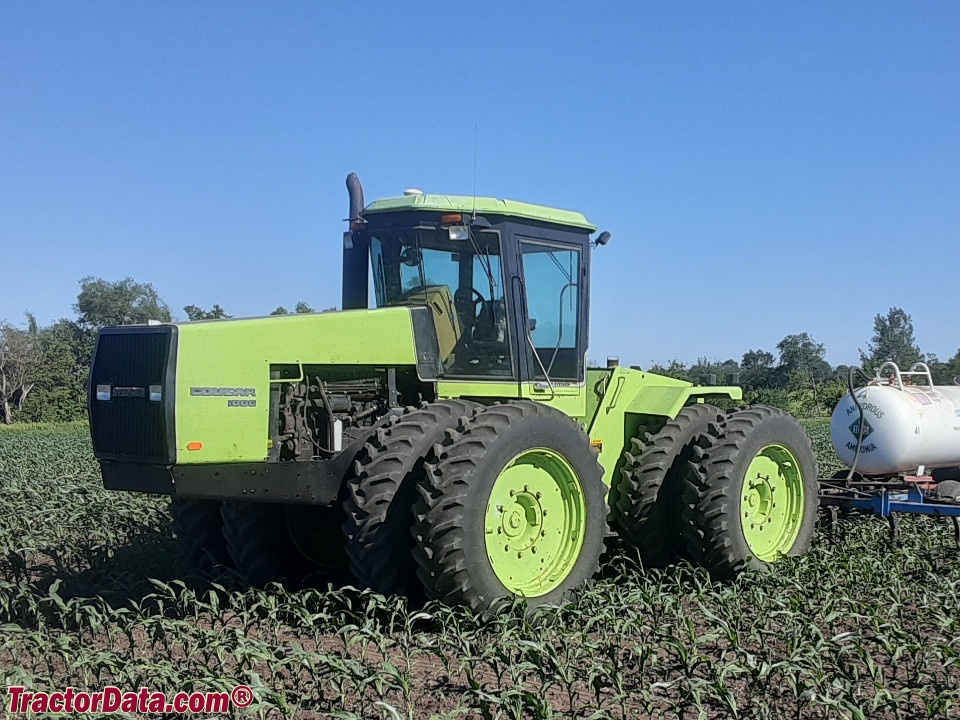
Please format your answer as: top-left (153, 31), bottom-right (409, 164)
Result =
top-left (587, 367), bottom-right (742, 487)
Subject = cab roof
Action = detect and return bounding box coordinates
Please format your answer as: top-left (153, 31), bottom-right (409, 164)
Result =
top-left (363, 193), bottom-right (596, 232)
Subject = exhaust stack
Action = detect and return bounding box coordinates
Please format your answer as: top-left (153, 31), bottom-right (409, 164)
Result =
top-left (342, 173), bottom-right (369, 310)
top-left (346, 172), bottom-right (365, 223)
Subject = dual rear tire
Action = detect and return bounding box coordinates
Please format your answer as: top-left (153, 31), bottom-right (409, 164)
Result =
top-left (613, 404), bottom-right (818, 578)
top-left (613, 404), bottom-right (722, 567)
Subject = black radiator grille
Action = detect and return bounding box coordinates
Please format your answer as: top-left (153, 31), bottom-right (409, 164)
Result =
top-left (89, 327), bottom-right (175, 463)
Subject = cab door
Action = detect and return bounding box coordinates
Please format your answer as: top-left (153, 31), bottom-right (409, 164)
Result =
top-left (517, 237), bottom-right (587, 419)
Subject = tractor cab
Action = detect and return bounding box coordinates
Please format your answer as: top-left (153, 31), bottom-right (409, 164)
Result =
top-left (341, 175), bottom-right (597, 397)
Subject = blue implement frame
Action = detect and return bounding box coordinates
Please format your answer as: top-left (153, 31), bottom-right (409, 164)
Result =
top-left (819, 479), bottom-right (960, 544)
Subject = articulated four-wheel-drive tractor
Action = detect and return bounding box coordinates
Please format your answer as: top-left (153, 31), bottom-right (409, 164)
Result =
top-left (88, 174), bottom-right (818, 612)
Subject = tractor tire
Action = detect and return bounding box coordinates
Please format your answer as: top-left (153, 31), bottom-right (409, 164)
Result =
top-left (614, 404), bottom-right (722, 567)
top-left (285, 504), bottom-right (351, 580)
top-left (937, 480), bottom-right (960, 502)
top-left (932, 466), bottom-right (960, 483)
top-left (413, 401), bottom-right (608, 613)
top-left (220, 501), bottom-right (319, 588)
top-left (342, 399), bottom-right (483, 597)
top-left (681, 405), bottom-right (818, 580)
top-left (169, 498), bottom-right (233, 577)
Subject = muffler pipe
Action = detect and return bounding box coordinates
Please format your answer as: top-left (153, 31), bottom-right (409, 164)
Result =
top-left (342, 173), bottom-right (369, 310)
top-left (346, 173), bottom-right (364, 222)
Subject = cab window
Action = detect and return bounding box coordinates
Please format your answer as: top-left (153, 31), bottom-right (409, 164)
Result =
top-left (519, 240), bottom-right (582, 381)
top-left (370, 228), bottom-right (512, 378)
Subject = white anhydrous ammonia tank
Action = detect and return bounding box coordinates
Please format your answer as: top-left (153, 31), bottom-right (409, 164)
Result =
top-left (831, 381), bottom-right (960, 475)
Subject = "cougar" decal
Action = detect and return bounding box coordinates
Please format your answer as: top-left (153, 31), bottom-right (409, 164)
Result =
top-left (190, 387), bottom-right (256, 397)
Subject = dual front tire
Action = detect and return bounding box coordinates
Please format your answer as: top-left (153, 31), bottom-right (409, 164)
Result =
top-left (341, 399), bottom-right (483, 598)
top-left (171, 498), bottom-right (351, 588)
top-left (413, 401), bottom-right (608, 612)
top-left (172, 400), bottom-right (609, 613)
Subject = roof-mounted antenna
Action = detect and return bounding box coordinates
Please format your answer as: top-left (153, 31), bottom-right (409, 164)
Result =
top-left (472, 121), bottom-right (478, 220)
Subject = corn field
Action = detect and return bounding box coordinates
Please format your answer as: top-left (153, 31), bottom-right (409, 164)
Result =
top-left (1, 422), bottom-right (958, 719)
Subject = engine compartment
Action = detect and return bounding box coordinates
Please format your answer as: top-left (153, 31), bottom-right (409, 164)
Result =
top-left (270, 364), bottom-right (433, 461)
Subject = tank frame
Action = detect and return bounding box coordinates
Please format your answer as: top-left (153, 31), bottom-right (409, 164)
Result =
top-left (819, 475), bottom-right (960, 544)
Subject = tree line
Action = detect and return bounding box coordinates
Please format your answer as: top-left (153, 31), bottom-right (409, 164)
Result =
top-left (639, 308), bottom-right (960, 419)
top-left (1, 278), bottom-right (957, 424)
top-left (0, 277), bottom-right (331, 424)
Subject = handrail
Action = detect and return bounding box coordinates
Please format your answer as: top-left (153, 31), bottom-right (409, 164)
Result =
top-left (874, 361), bottom-right (934, 389)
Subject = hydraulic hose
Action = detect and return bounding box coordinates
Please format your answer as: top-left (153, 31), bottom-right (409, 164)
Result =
top-left (845, 365), bottom-right (874, 484)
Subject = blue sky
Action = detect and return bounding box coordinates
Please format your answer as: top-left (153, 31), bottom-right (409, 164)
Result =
top-left (1, 2), bottom-right (958, 368)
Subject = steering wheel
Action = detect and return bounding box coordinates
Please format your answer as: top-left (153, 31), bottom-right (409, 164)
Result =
top-left (470, 288), bottom-right (488, 313)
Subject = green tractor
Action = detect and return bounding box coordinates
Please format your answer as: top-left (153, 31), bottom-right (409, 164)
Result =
top-left (88, 174), bottom-right (818, 611)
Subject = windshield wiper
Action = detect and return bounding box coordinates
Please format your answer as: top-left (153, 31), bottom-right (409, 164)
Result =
top-left (468, 228), bottom-right (498, 318)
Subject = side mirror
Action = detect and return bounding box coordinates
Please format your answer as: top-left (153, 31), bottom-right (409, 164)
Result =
top-left (400, 247), bottom-right (422, 267)
top-left (528, 318), bottom-right (537, 333)
top-left (593, 231), bottom-right (611, 247)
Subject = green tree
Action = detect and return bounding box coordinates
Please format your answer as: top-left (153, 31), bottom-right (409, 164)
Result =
top-left (687, 356), bottom-right (738, 385)
top-left (930, 348), bottom-right (960, 384)
top-left (743, 387), bottom-right (791, 412)
top-left (75, 277), bottom-right (172, 328)
top-left (741, 349), bottom-right (775, 389)
top-left (19, 319), bottom-right (94, 422)
top-left (818, 377), bottom-right (849, 411)
top-left (776, 333), bottom-right (829, 379)
top-left (947, 349), bottom-right (960, 382)
top-left (183, 304), bottom-right (231, 321)
top-left (647, 359), bottom-right (690, 381)
top-left (775, 333), bottom-right (830, 416)
top-left (270, 302), bottom-right (318, 315)
top-left (859, 307), bottom-right (922, 371)
top-left (0, 321), bottom-right (42, 424)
